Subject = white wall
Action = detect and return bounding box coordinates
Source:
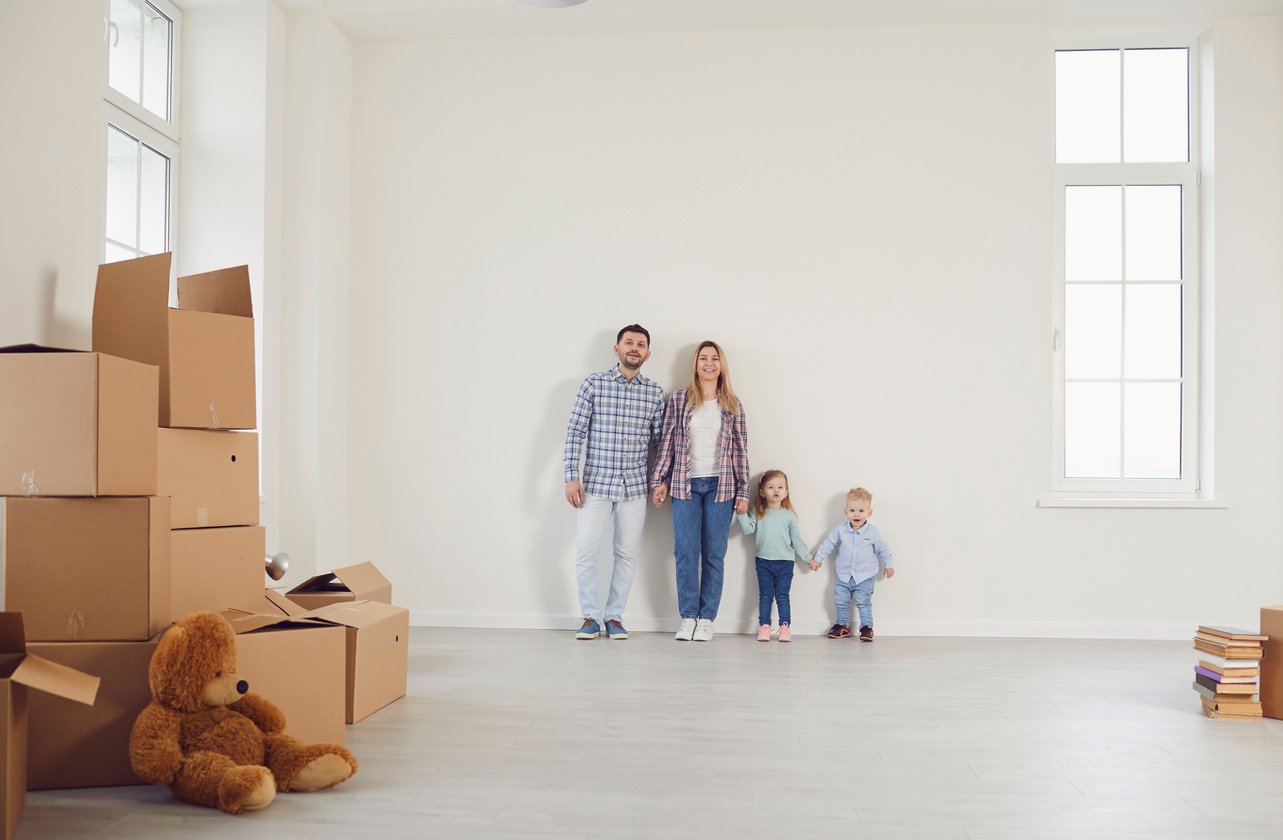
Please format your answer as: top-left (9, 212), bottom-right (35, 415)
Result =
top-left (347, 19), bottom-right (1283, 638)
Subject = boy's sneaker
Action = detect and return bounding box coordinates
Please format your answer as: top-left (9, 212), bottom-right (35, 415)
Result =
top-left (778, 624), bottom-right (792, 643)
top-left (827, 624), bottom-right (851, 639)
top-left (675, 617), bottom-right (697, 641)
top-left (693, 618), bottom-right (715, 642)
top-left (575, 618), bottom-right (600, 640)
top-left (605, 620), bottom-right (629, 640)
top-left (859, 625), bottom-right (874, 642)
top-left (757, 624), bottom-right (771, 642)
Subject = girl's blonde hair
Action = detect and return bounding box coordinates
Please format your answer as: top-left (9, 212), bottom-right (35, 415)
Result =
top-left (683, 339), bottom-right (740, 414)
top-left (754, 469), bottom-right (795, 518)
top-left (847, 487), bottom-right (873, 504)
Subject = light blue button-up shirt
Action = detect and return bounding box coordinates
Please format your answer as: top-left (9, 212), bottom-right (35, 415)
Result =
top-left (813, 520), bottom-right (893, 584)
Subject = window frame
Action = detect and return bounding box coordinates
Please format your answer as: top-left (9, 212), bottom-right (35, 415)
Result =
top-left (1050, 41), bottom-right (1202, 498)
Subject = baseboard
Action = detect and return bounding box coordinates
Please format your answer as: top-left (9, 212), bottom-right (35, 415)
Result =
top-left (409, 612), bottom-right (1194, 640)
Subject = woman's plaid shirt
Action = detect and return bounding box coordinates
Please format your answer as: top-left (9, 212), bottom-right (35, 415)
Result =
top-left (563, 366), bottom-right (665, 502)
top-left (650, 390), bottom-right (749, 504)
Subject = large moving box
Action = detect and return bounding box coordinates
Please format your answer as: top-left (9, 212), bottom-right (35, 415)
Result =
top-left (158, 429), bottom-right (260, 528)
top-left (0, 345), bottom-right (157, 497)
top-left (229, 618), bottom-right (347, 745)
top-left (1260, 605), bottom-right (1283, 720)
top-left (93, 253), bottom-right (256, 430)
top-left (170, 526), bottom-right (266, 619)
top-left (1, 497), bottom-right (170, 641)
top-left (0, 614), bottom-right (100, 831)
top-left (310, 601), bottom-right (410, 724)
top-left (286, 562), bottom-right (392, 610)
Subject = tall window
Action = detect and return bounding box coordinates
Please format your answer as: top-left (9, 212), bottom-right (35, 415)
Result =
top-left (1053, 47), bottom-right (1199, 495)
top-left (104, 0), bottom-right (181, 263)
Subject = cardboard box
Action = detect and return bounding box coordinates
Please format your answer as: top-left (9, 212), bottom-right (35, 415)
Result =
top-left (1, 497), bottom-right (170, 641)
top-left (92, 253), bottom-right (256, 430)
top-left (286, 562), bottom-right (392, 610)
top-left (0, 345), bottom-right (158, 497)
top-left (0, 614), bottom-right (100, 831)
top-left (1260, 605), bottom-right (1283, 720)
top-left (25, 638), bottom-right (154, 790)
top-left (310, 601), bottom-right (410, 724)
top-left (158, 429), bottom-right (260, 528)
top-left (171, 526), bottom-right (266, 620)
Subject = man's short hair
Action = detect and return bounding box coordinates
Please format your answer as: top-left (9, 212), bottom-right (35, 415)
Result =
top-left (617, 324), bottom-right (651, 345)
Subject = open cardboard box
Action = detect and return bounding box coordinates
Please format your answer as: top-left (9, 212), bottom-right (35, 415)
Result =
top-left (93, 253), bottom-right (256, 430)
top-left (0, 613), bottom-right (100, 836)
top-left (309, 600), bottom-right (409, 724)
top-left (158, 429), bottom-right (260, 528)
top-left (0, 345), bottom-right (157, 497)
top-left (286, 562), bottom-right (392, 610)
top-left (1260, 605), bottom-right (1283, 720)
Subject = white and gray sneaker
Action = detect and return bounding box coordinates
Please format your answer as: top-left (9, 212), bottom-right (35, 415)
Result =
top-left (675, 617), bottom-right (697, 641)
top-left (692, 618), bottom-right (715, 642)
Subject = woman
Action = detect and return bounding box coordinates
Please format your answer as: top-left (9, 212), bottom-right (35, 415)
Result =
top-left (651, 340), bottom-right (749, 642)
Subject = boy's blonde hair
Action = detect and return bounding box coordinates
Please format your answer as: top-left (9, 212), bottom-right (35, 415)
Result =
top-left (753, 469), bottom-right (795, 519)
top-left (846, 487), bottom-right (873, 504)
top-left (683, 339), bottom-right (740, 414)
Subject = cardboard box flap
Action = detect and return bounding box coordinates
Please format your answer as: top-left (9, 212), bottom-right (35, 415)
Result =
top-left (178, 266), bottom-right (253, 318)
top-left (308, 600), bottom-right (405, 630)
top-left (10, 655), bottom-right (100, 705)
top-left (264, 589), bottom-right (308, 617)
top-left (93, 253), bottom-right (173, 371)
top-left (289, 563), bottom-right (391, 599)
top-left (0, 612), bottom-right (26, 654)
top-left (220, 609), bottom-right (325, 635)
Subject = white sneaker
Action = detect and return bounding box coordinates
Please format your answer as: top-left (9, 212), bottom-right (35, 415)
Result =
top-left (675, 618), bottom-right (696, 641)
top-left (692, 618), bottom-right (715, 642)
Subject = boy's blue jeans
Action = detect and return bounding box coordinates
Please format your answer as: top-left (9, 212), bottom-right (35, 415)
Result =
top-left (671, 476), bottom-right (733, 620)
top-left (755, 558), bottom-right (794, 626)
top-left (836, 574), bottom-right (875, 628)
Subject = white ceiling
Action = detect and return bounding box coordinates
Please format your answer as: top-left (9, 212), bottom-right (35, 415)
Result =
top-left (267, 0), bottom-right (1283, 42)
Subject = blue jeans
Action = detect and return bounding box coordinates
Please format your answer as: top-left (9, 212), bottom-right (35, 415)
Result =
top-left (755, 558), bottom-right (794, 626)
top-left (836, 575), bottom-right (875, 628)
top-left (671, 476), bottom-right (733, 620)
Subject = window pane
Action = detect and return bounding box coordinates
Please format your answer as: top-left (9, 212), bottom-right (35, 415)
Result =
top-left (1066, 382), bottom-right (1121, 478)
top-left (1124, 48), bottom-right (1188, 163)
top-left (108, 0), bottom-right (143, 104)
top-left (1066, 285), bottom-right (1121, 378)
top-left (1124, 382), bottom-right (1181, 478)
top-left (105, 242), bottom-right (136, 263)
top-left (1125, 185), bottom-right (1181, 282)
top-left (1125, 284), bottom-right (1181, 379)
top-left (141, 3), bottom-right (172, 120)
top-left (106, 126), bottom-right (139, 249)
top-left (1066, 186), bottom-right (1122, 282)
top-left (1056, 50), bottom-right (1120, 163)
top-left (139, 144), bottom-right (169, 255)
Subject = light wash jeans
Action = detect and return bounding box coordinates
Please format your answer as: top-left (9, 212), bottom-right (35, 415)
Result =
top-left (671, 476), bottom-right (733, 620)
top-left (835, 574), bottom-right (876, 628)
top-left (574, 494), bottom-right (646, 623)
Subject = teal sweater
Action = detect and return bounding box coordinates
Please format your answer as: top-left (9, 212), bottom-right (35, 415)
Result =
top-left (736, 508), bottom-right (812, 563)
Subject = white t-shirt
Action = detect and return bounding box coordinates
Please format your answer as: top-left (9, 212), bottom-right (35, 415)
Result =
top-left (688, 399), bottom-right (722, 477)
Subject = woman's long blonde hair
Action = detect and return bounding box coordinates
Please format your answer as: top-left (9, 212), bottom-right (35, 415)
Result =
top-left (754, 469), bottom-right (795, 519)
top-left (683, 340), bottom-right (739, 414)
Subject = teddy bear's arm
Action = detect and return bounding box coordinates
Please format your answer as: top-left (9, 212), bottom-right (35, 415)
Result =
top-left (129, 702), bottom-right (186, 784)
top-left (229, 692), bottom-right (287, 734)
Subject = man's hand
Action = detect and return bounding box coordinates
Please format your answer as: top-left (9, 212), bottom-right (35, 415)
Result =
top-left (734, 499), bottom-right (748, 515)
top-left (565, 481), bottom-right (584, 509)
top-left (884, 567), bottom-right (895, 579)
top-left (807, 560), bottom-right (821, 571)
top-left (652, 485), bottom-right (668, 508)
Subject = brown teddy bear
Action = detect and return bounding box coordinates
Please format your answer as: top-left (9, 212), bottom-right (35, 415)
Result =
top-left (129, 611), bottom-right (359, 814)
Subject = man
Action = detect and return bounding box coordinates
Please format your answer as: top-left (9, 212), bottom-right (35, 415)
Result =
top-left (563, 324), bottom-right (665, 640)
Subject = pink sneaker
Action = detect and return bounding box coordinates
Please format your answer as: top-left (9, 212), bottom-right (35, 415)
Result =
top-left (778, 624), bottom-right (792, 643)
top-left (757, 624), bottom-right (771, 642)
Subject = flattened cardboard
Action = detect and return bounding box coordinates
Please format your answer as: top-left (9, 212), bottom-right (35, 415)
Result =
top-left (286, 562), bottom-right (393, 610)
top-left (25, 639), bottom-right (155, 790)
top-left (170, 526), bottom-right (266, 620)
top-left (0, 346), bottom-right (158, 497)
top-left (1259, 606), bottom-right (1283, 720)
top-left (2, 497), bottom-right (171, 641)
top-left (93, 253), bottom-right (256, 430)
top-left (310, 601), bottom-right (410, 724)
top-left (158, 429), bottom-right (259, 528)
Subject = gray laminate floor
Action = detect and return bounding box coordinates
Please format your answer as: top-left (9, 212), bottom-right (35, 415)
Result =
top-left (22, 627), bottom-right (1283, 839)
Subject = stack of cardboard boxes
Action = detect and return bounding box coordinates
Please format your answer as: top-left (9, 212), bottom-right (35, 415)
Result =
top-left (1, 254), bottom-right (408, 831)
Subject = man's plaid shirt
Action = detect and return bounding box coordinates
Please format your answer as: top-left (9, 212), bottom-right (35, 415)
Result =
top-left (563, 366), bottom-right (665, 502)
top-left (650, 390), bottom-right (749, 504)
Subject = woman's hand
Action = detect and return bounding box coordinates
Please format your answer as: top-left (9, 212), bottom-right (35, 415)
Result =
top-left (734, 499), bottom-right (748, 515)
top-left (652, 485), bottom-right (668, 508)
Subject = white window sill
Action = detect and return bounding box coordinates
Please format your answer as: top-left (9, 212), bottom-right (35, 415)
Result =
top-left (1036, 497), bottom-right (1228, 509)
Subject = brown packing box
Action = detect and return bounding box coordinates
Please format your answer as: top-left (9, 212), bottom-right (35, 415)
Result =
top-left (158, 429), bottom-right (260, 528)
top-left (25, 638), bottom-right (155, 790)
top-left (1, 497), bottom-right (170, 641)
top-left (92, 253), bottom-right (256, 430)
top-left (286, 562), bottom-right (392, 610)
top-left (0, 614), bottom-right (100, 833)
top-left (309, 601), bottom-right (410, 724)
top-left (171, 526), bottom-right (267, 620)
top-left (1259, 606), bottom-right (1283, 719)
top-left (0, 345), bottom-right (158, 497)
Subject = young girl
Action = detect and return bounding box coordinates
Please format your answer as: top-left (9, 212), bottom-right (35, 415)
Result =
top-left (736, 470), bottom-right (812, 642)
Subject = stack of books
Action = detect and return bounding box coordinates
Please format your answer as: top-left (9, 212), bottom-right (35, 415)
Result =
top-left (1193, 625), bottom-right (1267, 719)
